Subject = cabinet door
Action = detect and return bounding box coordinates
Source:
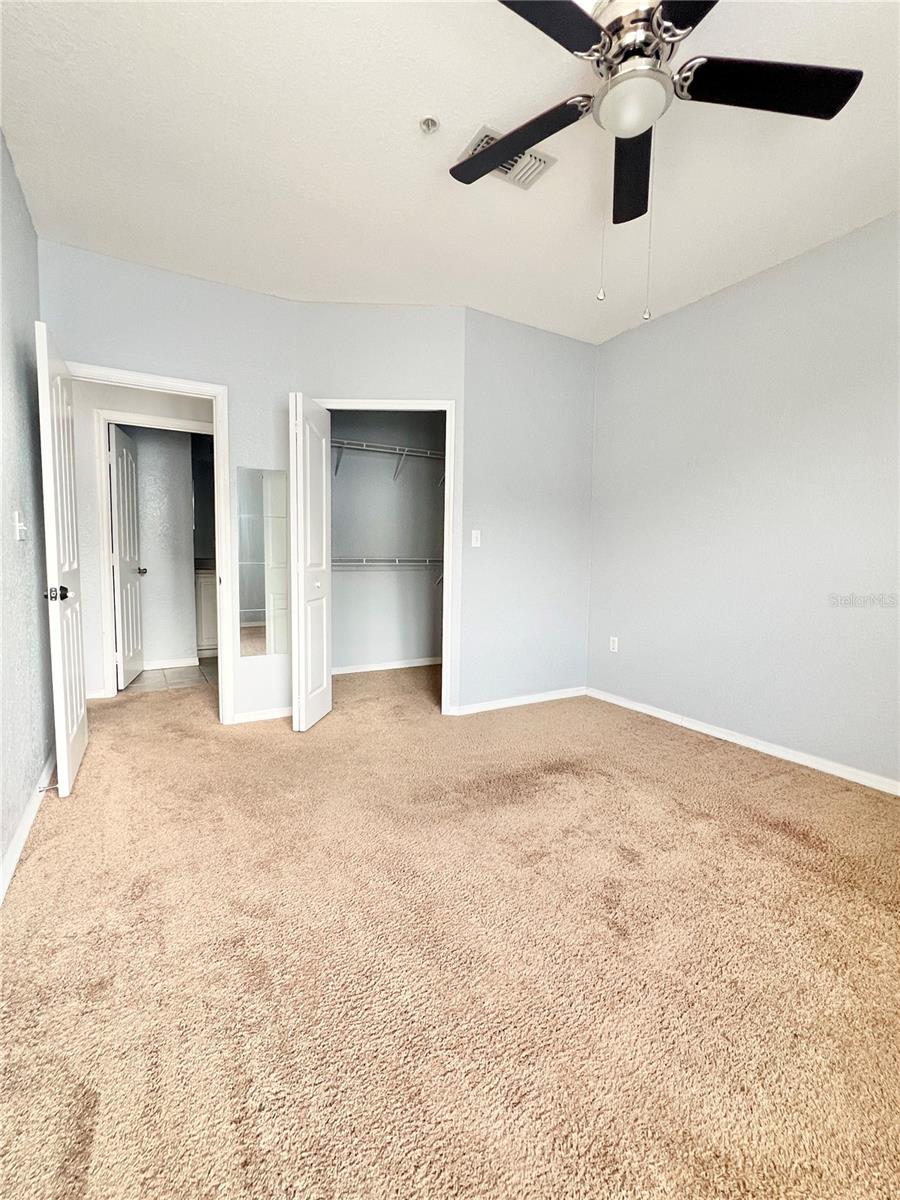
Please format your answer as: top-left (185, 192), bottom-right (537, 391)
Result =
top-left (196, 573), bottom-right (218, 649)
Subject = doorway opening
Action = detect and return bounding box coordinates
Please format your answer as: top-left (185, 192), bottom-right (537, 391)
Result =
top-left (106, 423), bottom-right (217, 698)
top-left (331, 409), bottom-right (446, 707)
top-left (69, 366), bottom-right (234, 724)
top-left (290, 396), bottom-right (457, 732)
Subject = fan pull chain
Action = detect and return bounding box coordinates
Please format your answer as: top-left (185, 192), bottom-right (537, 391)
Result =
top-left (595, 187), bottom-right (608, 302)
top-left (642, 134), bottom-right (658, 321)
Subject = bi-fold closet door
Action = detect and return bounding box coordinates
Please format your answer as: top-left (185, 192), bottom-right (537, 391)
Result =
top-left (289, 393), bottom-right (332, 732)
top-left (109, 424), bottom-right (144, 689)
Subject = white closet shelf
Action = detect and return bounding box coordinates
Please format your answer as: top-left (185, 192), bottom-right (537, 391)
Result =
top-left (333, 557), bottom-right (443, 566)
top-left (332, 438), bottom-right (444, 480)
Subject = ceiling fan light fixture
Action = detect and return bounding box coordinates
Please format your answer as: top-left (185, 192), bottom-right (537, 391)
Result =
top-left (592, 60), bottom-right (673, 138)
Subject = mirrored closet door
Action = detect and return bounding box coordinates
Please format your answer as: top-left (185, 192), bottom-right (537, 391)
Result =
top-left (237, 467), bottom-right (289, 656)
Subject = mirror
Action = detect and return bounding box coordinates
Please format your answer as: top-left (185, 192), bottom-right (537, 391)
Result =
top-left (237, 468), bottom-right (288, 657)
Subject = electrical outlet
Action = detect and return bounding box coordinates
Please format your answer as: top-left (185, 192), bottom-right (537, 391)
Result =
top-left (609, 636), bottom-right (618, 653)
top-left (471, 530), bottom-right (481, 548)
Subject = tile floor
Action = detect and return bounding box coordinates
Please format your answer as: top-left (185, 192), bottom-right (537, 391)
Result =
top-left (127, 658), bottom-right (218, 694)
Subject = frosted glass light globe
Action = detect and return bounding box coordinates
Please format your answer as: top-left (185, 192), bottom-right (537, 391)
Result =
top-left (595, 73), bottom-right (670, 138)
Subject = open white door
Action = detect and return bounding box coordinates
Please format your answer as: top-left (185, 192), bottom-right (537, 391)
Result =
top-left (109, 424), bottom-right (144, 689)
top-left (35, 322), bottom-right (88, 797)
top-left (289, 393), bottom-right (332, 732)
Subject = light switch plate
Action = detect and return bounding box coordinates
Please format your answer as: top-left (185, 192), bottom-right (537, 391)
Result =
top-left (471, 530), bottom-right (481, 547)
top-left (609, 636), bottom-right (618, 653)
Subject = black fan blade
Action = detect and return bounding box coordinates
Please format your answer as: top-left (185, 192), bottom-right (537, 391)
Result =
top-left (655, 1), bottom-right (719, 35)
top-left (612, 129), bottom-right (652, 224)
top-left (679, 57), bottom-right (863, 119)
top-left (498, 1), bottom-right (606, 55)
top-left (450, 97), bottom-right (589, 185)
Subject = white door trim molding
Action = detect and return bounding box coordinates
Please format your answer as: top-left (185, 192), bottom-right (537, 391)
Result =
top-left (230, 706), bottom-right (292, 725)
top-left (319, 397), bottom-right (459, 716)
top-left (446, 687), bottom-right (588, 716)
top-left (332, 656), bottom-right (442, 676)
top-left (67, 362), bottom-right (234, 724)
top-left (587, 688), bottom-right (900, 797)
top-left (142, 656), bottom-right (200, 671)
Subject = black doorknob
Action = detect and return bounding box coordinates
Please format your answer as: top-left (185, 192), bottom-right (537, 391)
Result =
top-left (137, 567), bottom-right (148, 576)
top-left (58, 585), bottom-right (69, 600)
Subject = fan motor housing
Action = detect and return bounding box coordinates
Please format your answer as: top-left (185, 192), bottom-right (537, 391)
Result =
top-left (592, 1), bottom-right (676, 69)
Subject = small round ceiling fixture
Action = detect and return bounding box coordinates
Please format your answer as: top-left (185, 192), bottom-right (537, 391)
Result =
top-left (592, 60), bottom-right (673, 138)
top-left (419, 116), bottom-right (440, 134)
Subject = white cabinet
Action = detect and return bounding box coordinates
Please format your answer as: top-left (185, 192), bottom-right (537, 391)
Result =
top-left (195, 570), bottom-right (218, 654)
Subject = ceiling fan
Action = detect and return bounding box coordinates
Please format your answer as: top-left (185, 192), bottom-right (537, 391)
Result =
top-left (450, 1), bottom-right (863, 224)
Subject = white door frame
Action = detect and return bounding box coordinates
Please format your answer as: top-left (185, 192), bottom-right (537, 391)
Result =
top-left (319, 398), bottom-right (459, 716)
top-left (67, 362), bottom-right (235, 725)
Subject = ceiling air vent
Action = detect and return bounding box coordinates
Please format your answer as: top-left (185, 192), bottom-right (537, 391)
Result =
top-left (458, 126), bottom-right (556, 190)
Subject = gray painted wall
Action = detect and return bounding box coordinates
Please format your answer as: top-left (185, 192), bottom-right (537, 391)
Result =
top-left (332, 410), bottom-right (444, 671)
top-left (38, 241), bottom-right (468, 716)
top-left (38, 243), bottom-right (601, 714)
top-left (589, 214), bottom-right (900, 780)
top-left (1, 132), bottom-right (54, 870)
top-left (120, 426), bottom-right (198, 668)
top-left (461, 309), bottom-right (594, 704)
top-left (71, 380), bottom-right (211, 697)
top-left (38, 223), bottom-right (894, 777)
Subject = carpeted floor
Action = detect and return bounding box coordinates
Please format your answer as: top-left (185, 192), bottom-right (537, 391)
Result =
top-left (2, 667), bottom-right (898, 1199)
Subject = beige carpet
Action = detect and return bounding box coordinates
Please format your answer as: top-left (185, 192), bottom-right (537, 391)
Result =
top-left (2, 667), bottom-right (898, 1199)
top-left (240, 626), bottom-right (268, 656)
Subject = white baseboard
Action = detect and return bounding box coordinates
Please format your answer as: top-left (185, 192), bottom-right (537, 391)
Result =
top-left (1, 749), bottom-right (56, 905)
top-left (198, 648), bottom-right (217, 659)
top-left (446, 686), bottom-right (587, 716)
top-left (86, 687), bottom-right (116, 700)
top-left (229, 706), bottom-right (292, 725)
top-left (587, 688), bottom-right (900, 797)
top-left (143, 656), bottom-right (199, 670)
top-left (333, 656), bottom-right (442, 676)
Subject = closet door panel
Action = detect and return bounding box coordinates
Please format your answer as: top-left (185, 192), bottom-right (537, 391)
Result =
top-left (289, 393), bottom-right (332, 732)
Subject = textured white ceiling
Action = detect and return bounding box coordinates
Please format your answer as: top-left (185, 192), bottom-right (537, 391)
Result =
top-left (2, 1), bottom-right (897, 344)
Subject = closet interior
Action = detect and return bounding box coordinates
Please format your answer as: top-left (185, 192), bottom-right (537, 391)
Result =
top-left (331, 410), bottom-right (446, 685)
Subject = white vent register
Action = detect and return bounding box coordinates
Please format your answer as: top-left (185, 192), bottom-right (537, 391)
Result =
top-left (459, 126), bottom-right (556, 190)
